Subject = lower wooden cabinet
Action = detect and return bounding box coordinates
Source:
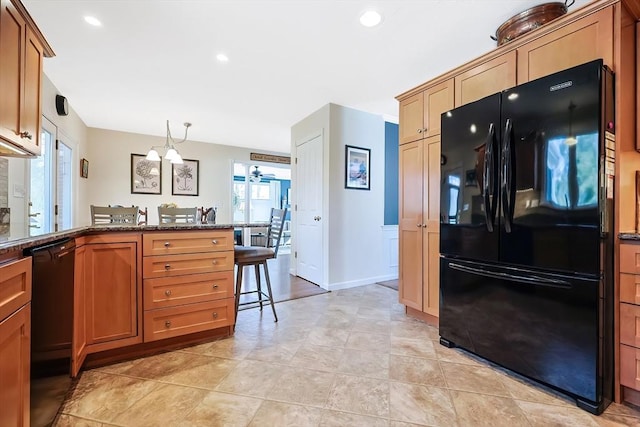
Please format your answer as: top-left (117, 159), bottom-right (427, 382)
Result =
top-left (0, 303), bottom-right (30, 427)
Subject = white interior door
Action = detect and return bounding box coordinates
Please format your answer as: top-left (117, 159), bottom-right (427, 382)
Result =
top-left (295, 133), bottom-right (324, 287)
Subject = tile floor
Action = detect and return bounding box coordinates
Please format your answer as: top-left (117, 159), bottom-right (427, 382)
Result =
top-left (55, 285), bottom-right (640, 426)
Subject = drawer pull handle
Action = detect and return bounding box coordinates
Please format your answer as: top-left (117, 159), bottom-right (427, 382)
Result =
top-left (212, 260), bottom-right (218, 265)
top-left (212, 284), bottom-right (219, 289)
top-left (212, 239), bottom-right (218, 245)
top-left (164, 241), bottom-right (170, 247)
top-left (165, 320), bottom-right (171, 328)
top-left (165, 290), bottom-right (172, 297)
top-left (213, 312), bottom-right (218, 319)
top-left (164, 264), bottom-right (171, 270)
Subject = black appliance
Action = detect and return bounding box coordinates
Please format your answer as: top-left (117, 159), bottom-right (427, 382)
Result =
top-left (27, 238), bottom-right (76, 427)
top-left (439, 59), bottom-right (614, 414)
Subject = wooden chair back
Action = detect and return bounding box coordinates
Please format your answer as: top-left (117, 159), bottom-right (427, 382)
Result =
top-left (91, 205), bottom-right (139, 225)
top-left (158, 206), bottom-right (198, 223)
top-left (265, 208), bottom-right (287, 257)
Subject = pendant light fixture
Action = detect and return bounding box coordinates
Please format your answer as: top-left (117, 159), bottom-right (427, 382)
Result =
top-left (146, 120), bottom-right (192, 164)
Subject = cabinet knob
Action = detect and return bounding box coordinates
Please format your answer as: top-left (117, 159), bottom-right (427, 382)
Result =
top-left (164, 264), bottom-right (171, 270)
top-left (212, 284), bottom-right (219, 289)
top-left (213, 312), bottom-right (218, 319)
top-left (417, 223), bottom-right (423, 228)
top-left (212, 260), bottom-right (218, 265)
top-left (417, 128), bottom-right (423, 134)
top-left (212, 239), bottom-right (218, 245)
top-left (20, 131), bottom-right (32, 140)
top-left (164, 242), bottom-right (170, 247)
top-left (165, 320), bottom-right (171, 328)
top-left (422, 224), bottom-right (428, 228)
top-left (165, 290), bottom-right (172, 297)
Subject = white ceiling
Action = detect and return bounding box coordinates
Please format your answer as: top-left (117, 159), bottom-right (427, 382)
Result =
top-left (23, 0), bottom-right (592, 154)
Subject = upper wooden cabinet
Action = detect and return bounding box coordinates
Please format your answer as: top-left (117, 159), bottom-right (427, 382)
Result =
top-left (399, 80), bottom-right (453, 144)
top-left (0, 0), bottom-right (53, 156)
top-left (454, 51), bottom-right (517, 107)
top-left (516, 7), bottom-right (613, 83)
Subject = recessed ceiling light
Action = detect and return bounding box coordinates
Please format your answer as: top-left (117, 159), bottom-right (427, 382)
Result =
top-left (216, 53), bottom-right (229, 62)
top-left (84, 16), bottom-right (102, 26)
top-left (360, 10), bottom-right (382, 27)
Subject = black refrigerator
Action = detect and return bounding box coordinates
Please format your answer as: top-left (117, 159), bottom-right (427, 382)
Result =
top-left (439, 59), bottom-right (615, 414)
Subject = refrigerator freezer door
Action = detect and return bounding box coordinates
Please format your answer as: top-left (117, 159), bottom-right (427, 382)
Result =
top-left (440, 93), bottom-right (501, 262)
top-left (439, 257), bottom-right (601, 407)
top-left (500, 60), bottom-right (603, 275)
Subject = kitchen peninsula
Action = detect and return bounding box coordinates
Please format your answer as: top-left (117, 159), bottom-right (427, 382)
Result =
top-left (0, 223), bottom-right (264, 425)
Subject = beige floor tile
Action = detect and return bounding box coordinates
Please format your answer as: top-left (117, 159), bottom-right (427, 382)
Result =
top-left (595, 413), bottom-right (640, 427)
top-left (440, 361), bottom-right (510, 396)
top-left (180, 391), bottom-right (262, 427)
top-left (319, 409), bottom-right (389, 426)
top-left (290, 343), bottom-right (344, 372)
top-left (356, 306), bottom-right (392, 321)
top-left (495, 368), bottom-right (575, 407)
top-left (248, 400), bottom-right (324, 426)
top-left (604, 403), bottom-right (640, 419)
top-left (389, 320), bottom-right (435, 340)
top-left (62, 371), bottom-right (161, 423)
top-left (389, 381), bottom-right (457, 426)
top-left (449, 389), bottom-right (530, 427)
top-left (390, 336), bottom-right (437, 359)
top-left (516, 400), bottom-right (600, 427)
top-left (434, 344), bottom-right (486, 366)
top-left (352, 317), bottom-right (392, 334)
top-left (215, 359), bottom-right (285, 398)
top-left (337, 349), bottom-right (389, 379)
top-left (389, 355), bottom-right (445, 387)
top-left (180, 336), bottom-right (257, 360)
top-left (53, 414), bottom-right (105, 427)
top-left (326, 374), bottom-right (390, 417)
top-left (111, 384), bottom-right (207, 427)
top-left (345, 331), bottom-right (391, 353)
top-left (389, 421), bottom-right (429, 427)
top-left (268, 366), bottom-right (335, 407)
top-left (246, 339), bottom-right (302, 363)
top-left (307, 326), bottom-right (350, 347)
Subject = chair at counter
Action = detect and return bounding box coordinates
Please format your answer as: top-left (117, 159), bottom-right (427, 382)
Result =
top-left (90, 205), bottom-right (141, 225)
top-left (158, 206), bottom-right (197, 224)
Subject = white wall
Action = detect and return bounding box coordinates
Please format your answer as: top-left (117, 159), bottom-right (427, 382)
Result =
top-left (291, 103), bottom-right (392, 291)
top-left (84, 128), bottom-right (287, 225)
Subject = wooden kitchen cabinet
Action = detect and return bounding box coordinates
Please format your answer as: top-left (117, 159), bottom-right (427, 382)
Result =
top-left (71, 241), bottom-right (86, 377)
top-left (0, 0), bottom-right (52, 156)
top-left (0, 256), bottom-right (32, 427)
top-left (83, 233), bottom-right (142, 352)
top-left (454, 51), bottom-right (517, 107)
top-left (399, 79), bottom-right (453, 144)
top-left (399, 136), bottom-right (440, 321)
top-left (516, 6), bottom-right (613, 84)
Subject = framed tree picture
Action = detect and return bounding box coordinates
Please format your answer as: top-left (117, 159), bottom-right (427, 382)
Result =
top-left (131, 153), bottom-right (161, 194)
top-left (345, 145), bottom-right (371, 190)
top-left (172, 159), bottom-right (199, 196)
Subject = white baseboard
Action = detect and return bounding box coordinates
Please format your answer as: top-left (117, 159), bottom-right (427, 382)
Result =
top-left (328, 273), bottom-right (398, 291)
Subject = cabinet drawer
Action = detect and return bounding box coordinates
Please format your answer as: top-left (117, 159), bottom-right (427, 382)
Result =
top-left (0, 257), bottom-right (32, 321)
top-left (620, 244), bottom-right (640, 274)
top-left (620, 303), bottom-right (640, 347)
top-left (144, 271), bottom-right (233, 310)
top-left (143, 231), bottom-right (233, 256)
top-left (620, 344), bottom-right (640, 390)
top-left (621, 273), bottom-right (640, 305)
top-left (143, 252), bottom-right (233, 278)
top-left (144, 298), bottom-right (233, 342)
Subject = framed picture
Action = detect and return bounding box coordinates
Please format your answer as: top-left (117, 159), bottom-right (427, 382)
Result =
top-left (345, 145), bottom-right (370, 190)
top-left (80, 158), bottom-right (89, 178)
top-left (131, 153), bottom-right (161, 194)
top-left (172, 159), bottom-right (199, 196)
top-left (465, 169), bottom-right (478, 187)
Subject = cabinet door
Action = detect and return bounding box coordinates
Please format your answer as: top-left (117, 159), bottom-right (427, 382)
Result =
top-left (85, 242), bottom-right (140, 346)
top-left (0, 303), bottom-right (30, 427)
top-left (423, 137), bottom-right (441, 317)
top-left (71, 244), bottom-right (86, 377)
top-left (516, 7), bottom-right (613, 83)
top-left (0, 0), bottom-right (24, 145)
top-left (399, 141), bottom-right (423, 309)
top-left (20, 27), bottom-right (43, 154)
top-left (423, 79), bottom-right (454, 137)
top-left (399, 92), bottom-right (425, 145)
top-left (455, 51), bottom-right (517, 107)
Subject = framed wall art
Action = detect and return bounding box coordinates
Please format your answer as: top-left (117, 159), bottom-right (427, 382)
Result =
top-left (80, 158), bottom-right (89, 178)
top-left (172, 159), bottom-right (199, 196)
top-left (131, 153), bottom-right (161, 194)
top-left (345, 145), bottom-right (370, 190)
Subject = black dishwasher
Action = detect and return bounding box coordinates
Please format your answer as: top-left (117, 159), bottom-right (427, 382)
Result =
top-left (26, 238), bottom-right (75, 427)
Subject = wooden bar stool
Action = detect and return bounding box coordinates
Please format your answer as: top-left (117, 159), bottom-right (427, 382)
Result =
top-left (234, 208), bottom-right (287, 322)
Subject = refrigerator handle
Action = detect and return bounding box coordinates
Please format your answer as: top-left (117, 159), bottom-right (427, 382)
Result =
top-left (449, 262), bottom-right (572, 288)
top-left (483, 123), bottom-right (495, 232)
top-left (502, 118), bottom-right (513, 233)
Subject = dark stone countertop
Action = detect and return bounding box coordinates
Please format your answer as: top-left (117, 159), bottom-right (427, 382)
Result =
top-left (620, 233), bottom-right (640, 241)
top-left (0, 223), bottom-right (268, 256)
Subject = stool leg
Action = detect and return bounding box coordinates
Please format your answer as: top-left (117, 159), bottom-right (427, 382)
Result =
top-left (254, 264), bottom-right (263, 311)
top-left (234, 263), bottom-right (243, 324)
top-left (262, 260), bottom-right (278, 322)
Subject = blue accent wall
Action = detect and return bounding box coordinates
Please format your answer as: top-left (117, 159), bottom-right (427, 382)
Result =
top-left (384, 122), bottom-right (399, 225)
